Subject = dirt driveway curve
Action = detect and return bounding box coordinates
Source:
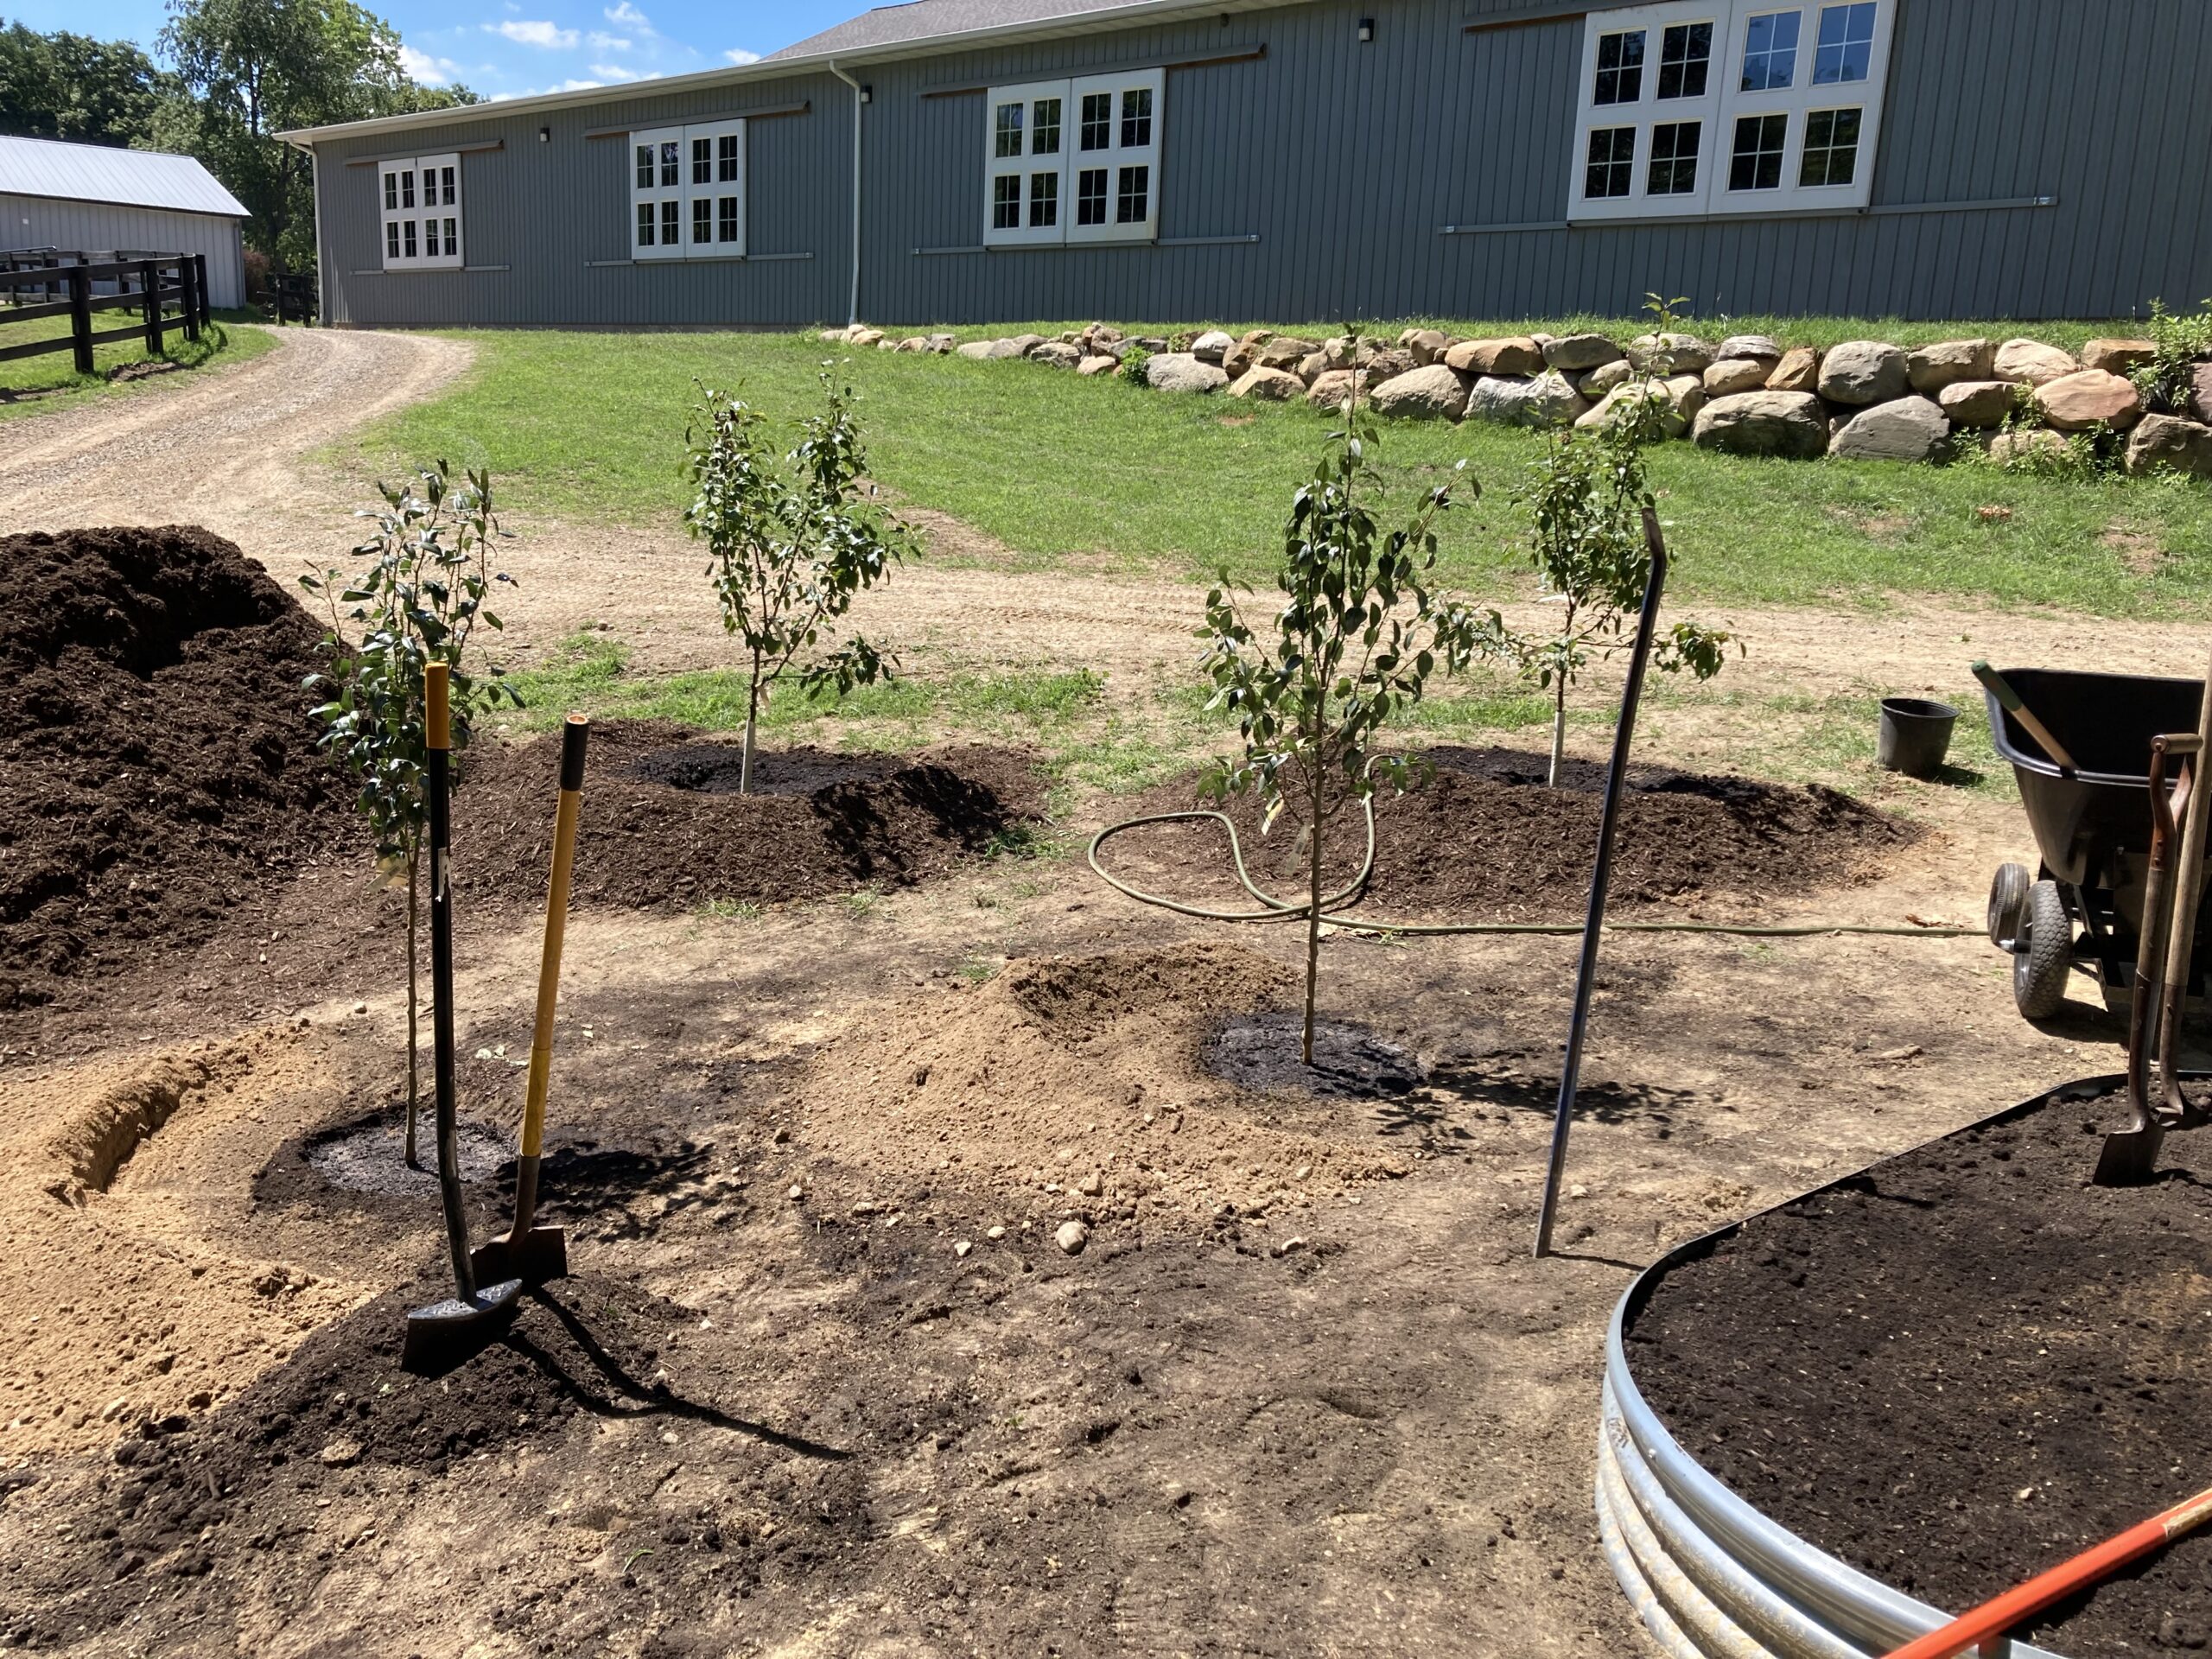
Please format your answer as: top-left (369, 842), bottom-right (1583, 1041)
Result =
top-left (0, 327), bottom-right (472, 549)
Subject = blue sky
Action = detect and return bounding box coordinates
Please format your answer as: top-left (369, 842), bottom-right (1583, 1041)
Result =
top-left (9, 0), bottom-right (864, 100)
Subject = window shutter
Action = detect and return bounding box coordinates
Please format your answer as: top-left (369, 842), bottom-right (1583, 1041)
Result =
top-left (630, 126), bottom-right (686, 260)
top-left (682, 119), bottom-right (745, 258)
top-left (982, 79), bottom-right (1073, 247)
top-left (1065, 67), bottom-right (1162, 245)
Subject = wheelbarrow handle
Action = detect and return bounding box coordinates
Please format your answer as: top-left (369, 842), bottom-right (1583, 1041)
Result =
top-left (1970, 661), bottom-right (2080, 772)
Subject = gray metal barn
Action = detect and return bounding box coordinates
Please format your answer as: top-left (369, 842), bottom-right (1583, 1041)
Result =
top-left (283, 0), bottom-right (2212, 329)
top-left (0, 136), bottom-right (248, 309)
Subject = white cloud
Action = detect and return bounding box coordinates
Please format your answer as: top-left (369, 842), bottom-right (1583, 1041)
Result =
top-left (398, 43), bottom-right (466, 83)
top-left (723, 47), bottom-right (760, 63)
top-left (487, 18), bottom-right (580, 48)
top-left (588, 30), bottom-right (631, 49)
top-left (603, 1), bottom-right (651, 26)
top-left (588, 61), bottom-right (646, 79)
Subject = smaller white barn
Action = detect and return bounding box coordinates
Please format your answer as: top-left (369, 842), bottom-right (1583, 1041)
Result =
top-left (0, 136), bottom-right (248, 308)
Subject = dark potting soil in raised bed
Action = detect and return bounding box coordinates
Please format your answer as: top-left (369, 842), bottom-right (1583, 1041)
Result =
top-left (454, 720), bottom-right (1044, 911)
top-left (1206, 1011), bottom-right (1427, 1100)
top-left (0, 526), bottom-right (350, 1007)
top-left (1121, 745), bottom-right (1909, 922)
top-left (1629, 1089), bottom-right (2212, 1656)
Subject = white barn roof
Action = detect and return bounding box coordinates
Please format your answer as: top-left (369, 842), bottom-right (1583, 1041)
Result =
top-left (0, 136), bottom-right (248, 219)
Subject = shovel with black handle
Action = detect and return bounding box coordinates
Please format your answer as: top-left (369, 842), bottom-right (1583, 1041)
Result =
top-left (403, 662), bottom-right (524, 1371)
top-left (473, 714), bottom-right (590, 1287)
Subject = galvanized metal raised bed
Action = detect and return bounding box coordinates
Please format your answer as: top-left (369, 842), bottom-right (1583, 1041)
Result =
top-left (1592, 1076), bottom-right (2150, 1659)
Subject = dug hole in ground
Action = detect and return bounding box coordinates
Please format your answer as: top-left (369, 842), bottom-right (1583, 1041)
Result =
top-left (0, 494), bottom-right (2202, 1657)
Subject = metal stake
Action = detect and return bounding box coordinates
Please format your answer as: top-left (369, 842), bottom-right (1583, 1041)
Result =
top-left (1535, 505), bottom-right (1669, 1260)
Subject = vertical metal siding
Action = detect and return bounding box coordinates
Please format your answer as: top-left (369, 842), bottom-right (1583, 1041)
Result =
top-left (0, 194), bottom-right (245, 307)
top-left (314, 0), bottom-right (2212, 329)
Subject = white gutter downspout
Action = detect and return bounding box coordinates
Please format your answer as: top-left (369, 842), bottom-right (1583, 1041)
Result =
top-left (826, 60), bottom-right (863, 326)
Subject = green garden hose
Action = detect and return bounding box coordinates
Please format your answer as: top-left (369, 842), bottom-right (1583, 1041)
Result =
top-left (1085, 804), bottom-right (1983, 940)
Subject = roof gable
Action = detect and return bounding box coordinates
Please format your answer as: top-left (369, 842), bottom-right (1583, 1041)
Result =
top-left (0, 136), bottom-right (250, 219)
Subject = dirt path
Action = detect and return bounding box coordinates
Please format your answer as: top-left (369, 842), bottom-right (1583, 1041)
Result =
top-left (0, 327), bottom-right (473, 556)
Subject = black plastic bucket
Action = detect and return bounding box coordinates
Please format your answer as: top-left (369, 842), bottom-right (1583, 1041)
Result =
top-left (1877, 696), bottom-right (1957, 778)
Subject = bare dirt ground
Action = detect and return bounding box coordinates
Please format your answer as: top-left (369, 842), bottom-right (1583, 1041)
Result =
top-left (1, 328), bottom-right (2205, 1657)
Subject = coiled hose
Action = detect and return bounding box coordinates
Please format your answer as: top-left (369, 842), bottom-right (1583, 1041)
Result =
top-left (1086, 798), bottom-right (1983, 940)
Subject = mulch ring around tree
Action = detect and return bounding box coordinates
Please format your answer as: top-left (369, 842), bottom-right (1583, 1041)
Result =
top-left (0, 525), bottom-right (353, 1008)
top-left (1110, 745), bottom-right (1912, 923)
top-left (1626, 1087), bottom-right (2212, 1658)
top-left (453, 720), bottom-right (1048, 911)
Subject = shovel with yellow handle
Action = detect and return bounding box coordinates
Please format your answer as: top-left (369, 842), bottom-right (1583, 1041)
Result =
top-left (474, 713), bottom-right (591, 1287)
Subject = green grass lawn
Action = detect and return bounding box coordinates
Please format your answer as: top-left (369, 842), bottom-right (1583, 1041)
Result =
top-left (0, 305), bottom-right (273, 422)
top-left (347, 319), bottom-right (2212, 616)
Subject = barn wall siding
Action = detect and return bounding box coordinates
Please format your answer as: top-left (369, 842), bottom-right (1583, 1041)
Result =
top-left (313, 0), bottom-right (2212, 330)
top-left (0, 194), bottom-right (245, 308)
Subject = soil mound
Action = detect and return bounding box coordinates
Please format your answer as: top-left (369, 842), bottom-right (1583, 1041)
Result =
top-left (1629, 1090), bottom-right (2212, 1657)
top-left (798, 940), bottom-right (1415, 1225)
top-left (0, 526), bottom-right (347, 1004)
top-left (456, 721), bottom-right (1044, 910)
top-left (1116, 746), bottom-right (1910, 923)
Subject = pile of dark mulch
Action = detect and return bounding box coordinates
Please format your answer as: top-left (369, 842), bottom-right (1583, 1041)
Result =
top-left (1207, 1011), bottom-right (1426, 1100)
top-left (453, 720), bottom-right (1044, 910)
top-left (1121, 745), bottom-right (1909, 921)
top-left (0, 527), bottom-right (350, 1005)
top-left (1628, 1092), bottom-right (2212, 1656)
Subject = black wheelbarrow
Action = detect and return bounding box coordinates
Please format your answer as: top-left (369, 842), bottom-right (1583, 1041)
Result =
top-left (1985, 667), bottom-right (2211, 1019)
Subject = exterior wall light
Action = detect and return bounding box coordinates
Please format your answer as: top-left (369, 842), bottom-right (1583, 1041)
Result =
top-left (537, 125), bottom-right (550, 142)
top-left (1357, 17), bottom-right (1374, 40)
top-left (860, 84), bottom-right (874, 103)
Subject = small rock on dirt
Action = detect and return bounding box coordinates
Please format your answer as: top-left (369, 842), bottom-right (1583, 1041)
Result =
top-left (1055, 1221), bottom-right (1090, 1255)
top-left (318, 1438), bottom-right (361, 1467)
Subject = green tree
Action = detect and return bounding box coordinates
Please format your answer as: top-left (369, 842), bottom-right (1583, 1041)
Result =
top-left (302, 463), bottom-right (518, 1166)
top-left (0, 23), bottom-right (173, 146)
top-left (682, 372), bottom-right (917, 793)
top-left (1198, 397), bottom-right (1502, 1065)
top-left (158, 0), bottom-right (474, 264)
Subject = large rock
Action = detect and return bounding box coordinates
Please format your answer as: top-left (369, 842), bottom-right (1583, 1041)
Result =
top-left (1304, 368), bottom-right (1370, 409)
top-left (1993, 338), bottom-right (2080, 385)
top-left (1628, 333), bottom-right (1716, 374)
top-left (1030, 340), bottom-right (1083, 370)
top-left (984, 338), bottom-right (1030, 360)
top-left (1365, 347), bottom-right (1416, 383)
top-left (1229, 365), bottom-right (1305, 401)
top-left (1577, 374), bottom-right (1702, 436)
top-left (1405, 328), bottom-right (1449, 365)
top-left (1144, 353), bottom-right (1230, 394)
top-left (1579, 359), bottom-right (1635, 397)
top-left (1445, 336), bottom-right (1546, 377)
top-left (1989, 428), bottom-right (2072, 466)
top-left (1828, 395), bottom-right (1949, 461)
top-left (1464, 370), bottom-right (1587, 427)
top-left (955, 340), bottom-right (995, 360)
top-left (1369, 364), bottom-right (1471, 420)
top-left (1076, 354), bottom-right (1119, 377)
top-left (1221, 340), bottom-right (1257, 378)
top-left (1702, 359), bottom-right (1772, 397)
top-left (1323, 335), bottom-right (1360, 369)
top-left (1296, 351), bottom-right (1328, 383)
top-left (1767, 347), bottom-right (1821, 392)
top-left (1905, 338), bottom-right (1994, 393)
top-left (2083, 337), bottom-right (2158, 376)
top-left (2124, 413), bottom-right (2212, 478)
top-left (1544, 332), bottom-right (1625, 372)
top-left (1190, 329), bottom-right (1234, 364)
top-left (1691, 391), bottom-right (1828, 457)
top-left (2191, 362), bottom-right (2212, 424)
top-left (925, 333), bottom-right (957, 353)
top-left (1715, 334), bottom-right (1783, 365)
top-left (1256, 337), bottom-right (1319, 371)
top-left (2035, 368), bottom-right (2143, 430)
top-left (1816, 340), bottom-right (1910, 405)
top-left (1938, 379), bottom-right (2018, 429)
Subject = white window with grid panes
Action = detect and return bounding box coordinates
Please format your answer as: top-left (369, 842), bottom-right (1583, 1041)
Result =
top-left (378, 152), bottom-right (462, 270)
top-left (982, 67), bottom-right (1162, 248)
top-left (1569, 0), bottom-right (1890, 220)
top-left (630, 119), bottom-right (745, 262)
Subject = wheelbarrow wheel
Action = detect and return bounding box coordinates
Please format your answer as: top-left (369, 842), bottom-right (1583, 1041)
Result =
top-left (2012, 879), bottom-right (2072, 1020)
top-left (1987, 861), bottom-right (2031, 950)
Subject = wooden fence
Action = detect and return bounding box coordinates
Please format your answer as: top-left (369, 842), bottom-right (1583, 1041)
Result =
top-left (0, 251), bottom-right (213, 375)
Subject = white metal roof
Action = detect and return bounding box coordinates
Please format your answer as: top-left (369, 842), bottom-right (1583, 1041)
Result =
top-left (0, 135), bottom-right (249, 219)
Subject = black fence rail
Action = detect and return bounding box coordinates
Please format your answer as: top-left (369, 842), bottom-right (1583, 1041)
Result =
top-left (0, 251), bottom-right (212, 375)
top-left (270, 270), bottom-right (317, 325)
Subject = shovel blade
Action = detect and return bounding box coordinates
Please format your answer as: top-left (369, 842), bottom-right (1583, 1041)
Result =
top-left (470, 1227), bottom-right (568, 1287)
top-left (2094, 1126), bottom-right (2164, 1187)
top-left (401, 1277), bottom-right (524, 1374)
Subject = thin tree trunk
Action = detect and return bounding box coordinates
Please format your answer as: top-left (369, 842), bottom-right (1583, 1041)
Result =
top-left (1302, 765), bottom-right (1324, 1066)
top-left (741, 654), bottom-right (762, 795)
top-left (404, 838), bottom-right (422, 1167)
top-left (1548, 676), bottom-right (1568, 788)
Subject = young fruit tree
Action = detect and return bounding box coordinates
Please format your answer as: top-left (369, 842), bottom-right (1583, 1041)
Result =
top-left (683, 371), bottom-right (917, 793)
top-left (1510, 317), bottom-right (1736, 785)
top-left (1198, 397), bottom-right (1503, 1065)
top-left (302, 463), bottom-right (519, 1166)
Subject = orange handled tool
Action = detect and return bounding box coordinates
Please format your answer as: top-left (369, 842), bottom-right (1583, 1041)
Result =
top-left (1884, 1482), bottom-right (2212, 1659)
